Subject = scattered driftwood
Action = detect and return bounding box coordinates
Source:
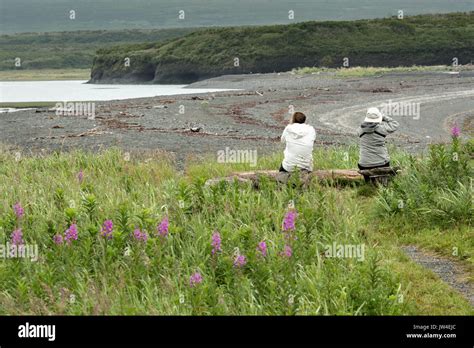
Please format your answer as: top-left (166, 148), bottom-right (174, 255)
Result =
top-left (205, 169), bottom-right (364, 188)
top-left (371, 87), bottom-right (393, 93)
top-left (33, 127), bottom-right (113, 140)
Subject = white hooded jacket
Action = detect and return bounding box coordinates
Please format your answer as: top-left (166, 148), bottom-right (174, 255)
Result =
top-left (281, 123), bottom-right (316, 172)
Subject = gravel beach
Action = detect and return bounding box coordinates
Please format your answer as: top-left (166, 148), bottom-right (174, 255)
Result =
top-left (1, 70), bottom-right (473, 166)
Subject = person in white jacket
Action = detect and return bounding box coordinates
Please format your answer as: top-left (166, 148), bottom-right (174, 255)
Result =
top-left (280, 112), bottom-right (316, 172)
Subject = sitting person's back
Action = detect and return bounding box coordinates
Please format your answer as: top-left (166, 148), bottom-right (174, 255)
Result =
top-left (358, 107), bottom-right (399, 170)
top-left (280, 112), bottom-right (316, 172)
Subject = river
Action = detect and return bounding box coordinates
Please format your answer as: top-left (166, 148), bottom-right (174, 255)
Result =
top-left (0, 80), bottom-right (235, 105)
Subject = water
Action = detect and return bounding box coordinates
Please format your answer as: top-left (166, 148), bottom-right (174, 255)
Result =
top-left (2, 0), bottom-right (474, 34)
top-left (0, 80), bottom-right (236, 104)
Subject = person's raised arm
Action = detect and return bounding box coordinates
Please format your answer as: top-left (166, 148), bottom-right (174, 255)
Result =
top-left (378, 115), bottom-right (399, 135)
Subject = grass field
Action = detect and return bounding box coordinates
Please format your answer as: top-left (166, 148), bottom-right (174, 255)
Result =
top-left (291, 65), bottom-right (462, 78)
top-left (0, 69), bottom-right (91, 81)
top-left (0, 134), bottom-right (472, 315)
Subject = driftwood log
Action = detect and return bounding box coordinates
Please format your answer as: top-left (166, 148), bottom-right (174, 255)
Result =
top-left (358, 166), bottom-right (401, 185)
top-left (204, 167), bottom-right (401, 188)
top-left (205, 169), bottom-right (364, 187)
top-left (358, 166), bottom-right (401, 176)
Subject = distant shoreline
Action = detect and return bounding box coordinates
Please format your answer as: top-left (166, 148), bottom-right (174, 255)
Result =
top-left (0, 69), bottom-right (91, 81)
top-left (0, 65), bottom-right (467, 108)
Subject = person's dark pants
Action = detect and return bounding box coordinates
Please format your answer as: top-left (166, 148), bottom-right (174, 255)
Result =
top-left (279, 163), bottom-right (288, 173)
top-left (279, 163), bottom-right (311, 174)
top-left (358, 162), bottom-right (390, 183)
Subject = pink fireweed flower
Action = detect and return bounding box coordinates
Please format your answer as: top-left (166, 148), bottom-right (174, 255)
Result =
top-left (13, 202), bottom-right (24, 219)
top-left (257, 241), bottom-right (267, 257)
top-left (281, 245), bottom-right (292, 258)
top-left (234, 254), bottom-right (247, 268)
top-left (451, 124), bottom-right (461, 138)
top-left (282, 210), bottom-right (297, 231)
top-left (157, 216), bottom-right (169, 238)
top-left (53, 234), bottom-right (64, 245)
top-left (64, 224), bottom-right (78, 244)
top-left (189, 272), bottom-right (203, 287)
top-left (133, 228), bottom-right (148, 242)
top-left (211, 231), bottom-right (222, 255)
top-left (100, 219), bottom-right (114, 239)
top-left (11, 229), bottom-right (24, 246)
top-left (77, 170), bottom-right (84, 183)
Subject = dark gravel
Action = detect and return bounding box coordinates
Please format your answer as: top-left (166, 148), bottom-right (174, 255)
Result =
top-left (402, 245), bottom-right (474, 307)
top-left (1, 70), bottom-right (473, 168)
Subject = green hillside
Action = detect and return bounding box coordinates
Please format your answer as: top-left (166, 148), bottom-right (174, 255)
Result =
top-left (90, 12), bottom-right (474, 84)
top-left (0, 28), bottom-right (196, 71)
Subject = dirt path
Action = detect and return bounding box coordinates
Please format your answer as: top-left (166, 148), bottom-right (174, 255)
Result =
top-left (402, 245), bottom-right (474, 307)
top-left (314, 89), bottom-right (474, 138)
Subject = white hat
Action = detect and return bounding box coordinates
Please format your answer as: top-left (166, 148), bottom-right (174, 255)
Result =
top-left (364, 107), bottom-right (383, 123)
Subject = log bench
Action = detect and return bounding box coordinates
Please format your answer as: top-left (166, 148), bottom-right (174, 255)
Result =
top-left (204, 167), bottom-right (400, 188)
top-left (205, 169), bottom-right (364, 188)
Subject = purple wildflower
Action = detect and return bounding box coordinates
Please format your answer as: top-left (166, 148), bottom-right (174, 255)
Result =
top-left (157, 216), bottom-right (169, 238)
top-left (11, 229), bottom-right (24, 246)
top-left (234, 254), bottom-right (247, 268)
top-left (133, 228), bottom-right (148, 242)
top-left (257, 241), bottom-right (267, 257)
top-left (77, 170), bottom-right (84, 183)
top-left (100, 219), bottom-right (114, 239)
top-left (189, 272), bottom-right (203, 288)
top-left (64, 224), bottom-right (78, 244)
top-left (282, 210), bottom-right (297, 231)
top-left (451, 124), bottom-right (461, 138)
top-left (13, 202), bottom-right (24, 219)
top-left (53, 234), bottom-right (64, 245)
top-left (211, 231), bottom-right (222, 255)
top-left (282, 245), bottom-right (292, 258)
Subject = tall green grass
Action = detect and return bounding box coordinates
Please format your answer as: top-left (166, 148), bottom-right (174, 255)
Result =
top-left (0, 140), bottom-right (471, 315)
top-left (376, 137), bottom-right (473, 227)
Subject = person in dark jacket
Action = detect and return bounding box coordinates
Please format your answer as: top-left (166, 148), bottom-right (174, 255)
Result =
top-left (358, 107), bottom-right (399, 180)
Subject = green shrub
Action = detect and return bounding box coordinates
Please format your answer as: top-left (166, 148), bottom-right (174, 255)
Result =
top-left (376, 136), bottom-right (473, 227)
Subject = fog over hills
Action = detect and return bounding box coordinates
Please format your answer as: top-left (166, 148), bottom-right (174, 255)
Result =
top-left (1, 0), bottom-right (473, 34)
